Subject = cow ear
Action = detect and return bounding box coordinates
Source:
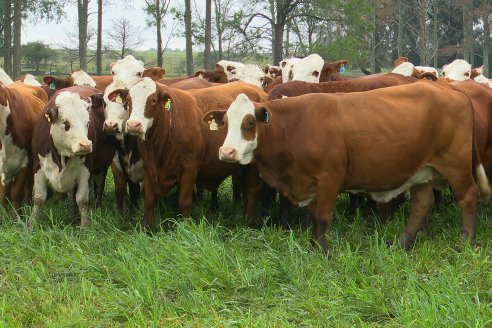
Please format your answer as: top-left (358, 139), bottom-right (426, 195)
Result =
top-left (195, 69), bottom-right (206, 77)
top-left (264, 65), bottom-right (270, 74)
top-left (394, 56), bottom-right (409, 67)
top-left (202, 110), bottom-right (226, 128)
top-left (419, 72), bottom-right (438, 81)
top-left (43, 76), bottom-right (64, 89)
top-left (107, 89), bottom-right (129, 104)
top-left (157, 91), bottom-right (172, 107)
top-left (255, 107), bottom-right (271, 124)
top-left (90, 93), bottom-right (105, 109)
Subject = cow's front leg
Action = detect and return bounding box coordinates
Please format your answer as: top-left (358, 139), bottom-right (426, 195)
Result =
top-left (142, 171), bottom-right (157, 228)
top-left (28, 170), bottom-right (48, 228)
top-left (92, 171), bottom-right (107, 208)
top-left (178, 161), bottom-right (199, 217)
top-left (11, 166), bottom-right (28, 212)
top-left (76, 168), bottom-right (91, 227)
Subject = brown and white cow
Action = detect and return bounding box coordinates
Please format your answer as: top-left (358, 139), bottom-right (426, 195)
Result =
top-left (29, 86), bottom-right (116, 227)
top-left (0, 82), bottom-right (46, 211)
top-left (107, 78), bottom-right (268, 227)
top-left (291, 54), bottom-right (348, 83)
top-left (205, 83), bottom-right (490, 253)
top-left (194, 64), bottom-right (228, 83)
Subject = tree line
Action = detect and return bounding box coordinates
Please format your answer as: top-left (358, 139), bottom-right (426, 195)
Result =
top-left (1, 0), bottom-right (491, 78)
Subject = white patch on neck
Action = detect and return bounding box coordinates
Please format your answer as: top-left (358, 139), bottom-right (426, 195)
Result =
top-left (0, 134), bottom-right (28, 185)
top-left (22, 74), bottom-right (42, 86)
top-left (70, 70), bottom-right (96, 87)
top-left (0, 68), bottom-right (14, 85)
top-left (392, 62), bottom-right (415, 76)
top-left (38, 152), bottom-right (89, 193)
top-left (442, 59), bottom-right (471, 81)
top-left (128, 77), bottom-right (157, 136)
top-left (221, 93), bottom-right (257, 164)
top-left (291, 54), bottom-right (324, 83)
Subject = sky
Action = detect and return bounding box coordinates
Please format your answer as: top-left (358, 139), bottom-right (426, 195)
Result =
top-left (22, 0), bottom-right (192, 50)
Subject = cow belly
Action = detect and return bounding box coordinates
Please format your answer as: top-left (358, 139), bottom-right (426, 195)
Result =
top-left (0, 134), bottom-right (28, 184)
top-left (347, 166), bottom-right (440, 203)
top-left (121, 153), bottom-right (143, 183)
top-left (39, 153), bottom-right (88, 193)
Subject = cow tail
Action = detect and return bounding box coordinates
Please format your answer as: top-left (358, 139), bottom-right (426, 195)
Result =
top-left (472, 118), bottom-right (491, 202)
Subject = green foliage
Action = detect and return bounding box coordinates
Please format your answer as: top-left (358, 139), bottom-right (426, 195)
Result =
top-left (21, 41), bottom-right (56, 72)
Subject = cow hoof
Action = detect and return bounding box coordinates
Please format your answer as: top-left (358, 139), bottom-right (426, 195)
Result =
top-left (460, 232), bottom-right (476, 246)
top-left (80, 220), bottom-right (91, 228)
top-left (399, 232), bottom-right (415, 251)
top-left (385, 239), bottom-right (394, 246)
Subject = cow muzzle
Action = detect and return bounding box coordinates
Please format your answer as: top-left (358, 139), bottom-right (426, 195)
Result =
top-left (126, 120), bottom-right (143, 135)
top-left (74, 140), bottom-right (93, 155)
top-left (103, 121), bottom-right (120, 134)
top-left (219, 146), bottom-right (238, 162)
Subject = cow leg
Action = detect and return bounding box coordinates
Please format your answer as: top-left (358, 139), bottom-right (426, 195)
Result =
top-left (231, 171), bottom-right (241, 202)
top-left (142, 172), bottom-right (157, 227)
top-left (11, 166), bottom-right (28, 212)
top-left (128, 180), bottom-right (141, 210)
top-left (177, 163), bottom-right (198, 217)
top-left (259, 185), bottom-right (276, 218)
top-left (0, 181), bottom-right (11, 207)
top-left (279, 195), bottom-right (292, 229)
top-left (244, 167), bottom-right (262, 227)
top-left (112, 162), bottom-right (129, 213)
top-left (309, 187), bottom-right (339, 254)
top-left (453, 182), bottom-right (479, 243)
top-left (77, 170), bottom-right (91, 228)
top-left (399, 183), bottom-right (434, 250)
top-left (210, 190), bottom-right (219, 211)
top-left (28, 171), bottom-right (48, 227)
top-left (376, 202), bottom-right (389, 225)
top-left (23, 163), bottom-right (34, 204)
top-left (93, 172), bottom-right (106, 208)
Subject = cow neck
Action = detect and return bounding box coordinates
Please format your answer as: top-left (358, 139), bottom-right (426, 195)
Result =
top-left (116, 133), bottom-right (140, 166)
top-left (46, 133), bottom-right (86, 172)
top-left (3, 88), bottom-right (35, 150)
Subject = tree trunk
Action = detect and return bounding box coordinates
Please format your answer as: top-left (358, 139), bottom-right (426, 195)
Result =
top-left (369, 1), bottom-right (377, 73)
top-left (204, 0), bottom-right (212, 69)
top-left (463, 0), bottom-right (473, 63)
top-left (156, 0), bottom-right (163, 67)
top-left (12, 0), bottom-right (21, 79)
top-left (96, 0), bottom-right (103, 75)
top-left (214, 0), bottom-right (223, 60)
top-left (78, 0), bottom-right (89, 71)
top-left (184, 0), bottom-right (194, 75)
top-left (272, 24), bottom-right (284, 65)
top-left (285, 22), bottom-right (290, 57)
top-left (433, 1), bottom-right (439, 68)
top-left (483, 0), bottom-right (491, 77)
top-left (3, 0), bottom-right (12, 76)
top-left (397, 0), bottom-right (404, 58)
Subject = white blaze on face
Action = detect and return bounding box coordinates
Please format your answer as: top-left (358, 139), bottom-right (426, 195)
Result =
top-left (217, 60), bottom-right (245, 80)
top-left (392, 62), bottom-right (415, 76)
top-left (0, 68), bottom-right (13, 85)
top-left (128, 77), bottom-right (156, 137)
top-left (279, 57), bottom-right (300, 83)
top-left (442, 59), bottom-right (472, 80)
top-left (415, 66), bottom-right (439, 77)
top-left (51, 92), bottom-right (92, 156)
top-left (0, 99), bottom-right (11, 136)
top-left (291, 54), bottom-right (324, 83)
top-left (230, 64), bottom-right (264, 88)
top-left (221, 93), bottom-right (258, 165)
top-left (111, 55), bottom-right (145, 88)
top-left (103, 81), bottom-right (129, 134)
top-left (22, 74), bottom-right (42, 86)
top-left (473, 74), bottom-right (492, 88)
top-left (70, 69), bottom-right (96, 87)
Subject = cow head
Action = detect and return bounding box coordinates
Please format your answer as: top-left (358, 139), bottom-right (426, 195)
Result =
top-left (43, 76), bottom-right (74, 90)
top-left (108, 77), bottom-right (161, 140)
top-left (319, 60), bottom-right (348, 81)
top-left (20, 74), bottom-right (41, 86)
top-left (109, 55), bottom-right (145, 88)
top-left (0, 83), bottom-right (11, 135)
top-left (102, 82), bottom-right (130, 135)
top-left (216, 60), bottom-right (245, 80)
top-left (442, 59), bottom-right (472, 81)
top-left (204, 93), bottom-right (270, 164)
top-left (392, 62), bottom-right (415, 76)
top-left (229, 64), bottom-right (264, 88)
top-left (194, 64), bottom-right (228, 83)
top-left (279, 57), bottom-right (300, 83)
top-left (0, 67), bottom-right (13, 86)
top-left (291, 54), bottom-right (326, 83)
top-left (47, 91), bottom-right (92, 156)
top-left (70, 69), bottom-right (97, 87)
top-left (142, 67), bottom-right (166, 81)
top-left (394, 57), bottom-right (409, 67)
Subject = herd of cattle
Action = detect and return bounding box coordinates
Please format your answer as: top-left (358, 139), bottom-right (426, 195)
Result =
top-left (1, 53), bottom-right (492, 254)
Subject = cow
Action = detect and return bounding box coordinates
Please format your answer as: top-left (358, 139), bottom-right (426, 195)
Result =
top-left (441, 59), bottom-right (492, 88)
top-left (216, 60), bottom-right (245, 80)
top-left (29, 86), bottom-right (116, 227)
top-left (0, 81), bottom-right (47, 211)
top-left (205, 82), bottom-right (490, 253)
top-left (19, 74), bottom-right (42, 87)
top-left (264, 65), bottom-right (281, 79)
top-left (291, 54), bottom-right (348, 83)
top-left (107, 78), bottom-right (268, 227)
top-left (392, 56), bottom-right (439, 78)
top-left (157, 76), bottom-right (195, 85)
top-left (194, 64), bottom-right (228, 83)
top-left (279, 57), bottom-right (300, 83)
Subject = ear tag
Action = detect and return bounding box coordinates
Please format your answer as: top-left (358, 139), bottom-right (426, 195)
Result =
top-left (115, 95), bottom-right (123, 104)
top-left (49, 82), bottom-right (56, 90)
top-left (265, 111), bottom-right (270, 123)
top-left (44, 113), bottom-right (51, 123)
top-left (164, 99), bottom-right (172, 111)
top-left (339, 65), bottom-right (346, 74)
top-left (210, 119), bottom-right (218, 131)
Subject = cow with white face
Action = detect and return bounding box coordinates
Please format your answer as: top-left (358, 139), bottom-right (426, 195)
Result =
top-left (291, 54), bottom-right (348, 83)
top-left (279, 57), bottom-right (300, 83)
top-left (229, 64), bottom-right (265, 88)
top-left (30, 86), bottom-right (116, 227)
top-left (216, 60), bottom-right (245, 81)
top-left (442, 59), bottom-right (472, 80)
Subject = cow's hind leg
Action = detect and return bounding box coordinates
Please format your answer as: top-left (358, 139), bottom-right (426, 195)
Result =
top-left (399, 183), bottom-right (434, 250)
top-left (11, 166), bottom-right (28, 213)
top-left (93, 171), bottom-right (107, 208)
top-left (309, 184), bottom-right (339, 254)
top-left (28, 171), bottom-right (48, 228)
top-left (177, 161), bottom-right (199, 217)
top-left (112, 162), bottom-right (129, 213)
top-left (448, 176), bottom-right (479, 243)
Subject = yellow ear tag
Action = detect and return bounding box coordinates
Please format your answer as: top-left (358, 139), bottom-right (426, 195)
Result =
top-left (115, 95), bottom-right (123, 104)
top-left (210, 119), bottom-right (218, 131)
top-left (44, 113), bottom-right (51, 123)
top-left (164, 99), bottom-right (172, 111)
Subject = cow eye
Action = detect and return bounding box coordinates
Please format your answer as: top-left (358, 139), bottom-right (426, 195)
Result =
top-left (136, 72), bottom-right (142, 77)
top-left (312, 71), bottom-right (319, 77)
top-left (63, 121), bottom-right (70, 131)
top-left (442, 72), bottom-right (446, 77)
top-left (111, 71), bottom-right (115, 75)
top-left (464, 72), bottom-right (470, 77)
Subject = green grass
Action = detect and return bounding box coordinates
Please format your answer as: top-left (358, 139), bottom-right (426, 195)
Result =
top-left (1, 176), bottom-right (492, 326)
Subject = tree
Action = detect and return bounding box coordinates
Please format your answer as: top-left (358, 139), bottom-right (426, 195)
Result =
top-left (78, 0), bottom-right (89, 71)
top-left (12, 0), bottom-right (20, 78)
top-left (204, 0), bottom-right (212, 69)
top-left (96, 0), bottom-right (102, 75)
top-left (22, 41), bottom-right (56, 72)
top-left (3, 0), bottom-right (11, 75)
top-left (144, 0), bottom-right (171, 67)
top-left (106, 18), bottom-right (143, 59)
top-left (184, 0), bottom-right (193, 74)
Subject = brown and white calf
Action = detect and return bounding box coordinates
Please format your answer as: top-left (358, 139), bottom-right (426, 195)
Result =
top-left (205, 83), bottom-right (490, 253)
top-left (108, 78), bottom-right (268, 227)
top-left (30, 86), bottom-right (116, 226)
top-left (0, 82), bottom-right (46, 210)
top-left (290, 54), bottom-right (348, 82)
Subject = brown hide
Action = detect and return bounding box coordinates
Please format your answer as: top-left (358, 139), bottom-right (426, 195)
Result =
top-left (12, 81), bottom-right (48, 104)
top-left (262, 75), bottom-right (283, 92)
top-left (319, 60), bottom-right (348, 82)
top-left (168, 77), bottom-right (221, 90)
top-left (194, 64), bottom-right (228, 83)
top-left (143, 67), bottom-right (166, 80)
top-left (157, 76), bottom-right (194, 85)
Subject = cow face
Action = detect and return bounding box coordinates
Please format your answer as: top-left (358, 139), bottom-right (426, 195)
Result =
top-left (291, 54), bottom-right (325, 83)
top-left (110, 55), bottom-right (145, 88)
top-left (229, 65), bottom-right (264, 88)
top-left (319, 60), bottom-right (348, 81)
top-left (103, 83), bottom-right (130, 135)
top-left (70, 69), bottom-right (96, 87)
top-left (392, 62), bottom-right (415, 76)
top-left (208, 93), bottom-right (270, 165)
top-left (442, 59), bottom-right (472, 81)
top-left (47, 92), bottom-right (92, 156)
top-left (142, 67), bottom-right (166, 81)
top-left (279, 57), bottom-right (300, 83)
top-left (0, 84), bottom-right (11, 135)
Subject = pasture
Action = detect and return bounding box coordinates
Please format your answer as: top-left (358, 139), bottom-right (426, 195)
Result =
top-left (1, 176), bottom-right (492, 326)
